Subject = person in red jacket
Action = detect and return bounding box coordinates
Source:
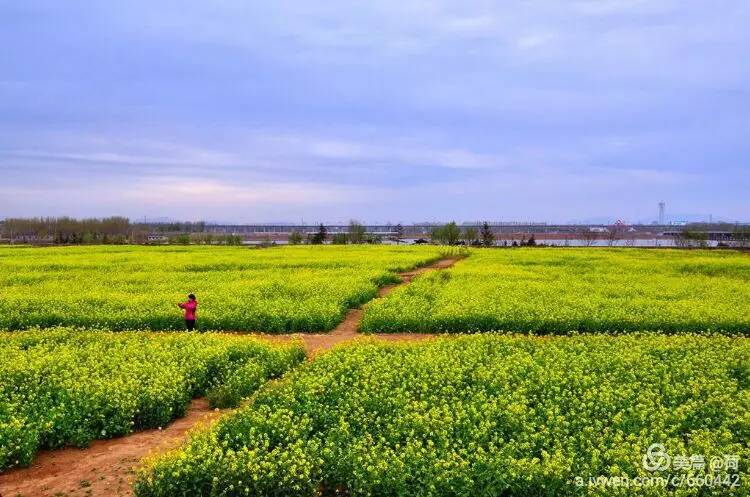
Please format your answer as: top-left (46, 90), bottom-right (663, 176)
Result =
top-left (178, 294), bottom-right (198, 331)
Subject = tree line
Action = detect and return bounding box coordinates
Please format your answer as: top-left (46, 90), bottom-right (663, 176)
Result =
top-left (430, 221), bottom-right (503, 247)
top-left (287, 221), bottom-right (397, 245)
top-left (3, 217), bottom-right (749, 248)
top-left (1, 217), bottom-right (132, 244)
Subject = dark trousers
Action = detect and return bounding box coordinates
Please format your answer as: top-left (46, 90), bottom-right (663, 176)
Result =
top-left (185, 319), bottom-right (196, 331)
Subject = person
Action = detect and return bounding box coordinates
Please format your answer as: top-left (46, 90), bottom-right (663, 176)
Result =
top-left (178, 294), bottom-right (198, 331)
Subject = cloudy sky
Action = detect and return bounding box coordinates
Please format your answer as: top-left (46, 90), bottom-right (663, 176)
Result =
top-left (1, 0), bottom-right (748, 224)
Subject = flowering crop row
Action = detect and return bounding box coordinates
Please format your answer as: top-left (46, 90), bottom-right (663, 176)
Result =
top-left (361, 248), bottom-right (750, 334)
top-left (0, 328), bottom-right (305, 471)
top-left (0, 245), bottom-right (443, 332)
top-left (135, 334), bottom-right (750, 496)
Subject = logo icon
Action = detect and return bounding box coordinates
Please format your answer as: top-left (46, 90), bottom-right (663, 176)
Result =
top-left (643, 443), bottom-right (671, 471)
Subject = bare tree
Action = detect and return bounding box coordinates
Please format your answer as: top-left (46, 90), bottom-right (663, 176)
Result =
top-left (577, 226), bottom-right (598, 247)
top-left (607, 222), bottom-right (627, 246)
top-left (2, 216), bottom-right (132, 244)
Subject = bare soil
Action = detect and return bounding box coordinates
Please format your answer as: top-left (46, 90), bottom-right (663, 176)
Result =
top-left (0, 257), bottom-right (459, 497)
top-left (0, 399), bottom-right (220, 497)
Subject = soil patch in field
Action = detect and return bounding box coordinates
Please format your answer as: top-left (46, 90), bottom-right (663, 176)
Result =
top-left (0, 399), bottom-right (219, 497)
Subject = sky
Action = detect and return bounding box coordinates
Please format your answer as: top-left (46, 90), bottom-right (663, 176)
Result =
top-left (1, 0), bottom-right (748, 224)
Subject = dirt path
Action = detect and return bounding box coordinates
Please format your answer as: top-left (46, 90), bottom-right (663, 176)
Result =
top-left (0, 399), bottom-right (220, 497)
top-left (292, 256), bottom-right (458, 356)
top-left (0, 257), bottom-right (458, 497)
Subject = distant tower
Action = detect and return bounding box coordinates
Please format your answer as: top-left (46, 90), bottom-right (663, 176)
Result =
top-left (658, 201), bottom-right (666, 225)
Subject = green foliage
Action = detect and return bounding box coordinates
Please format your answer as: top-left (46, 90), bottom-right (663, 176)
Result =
top-left (348, 220), bottom-right (367, 244)
top-left (170, 234), bottom-right (191, 245)
top-left (431, 221), bottom-right (461, 245)
top-left (365, 233), bottom-right (383, 244)
top-left (135, 335), bottom-right (750, 496)
top-left (462, 227), bottom-right (478, 245)
top-left (480, 222), bottom-right (495, 247)
top-left (361, 248), bottom-right (750, 334)
top-left (393, 223), bottom-right (405, 243)
top-left (331, 233), bottom-right (349, 245)
top-left (310, 224), bottom-right (328, 244)
top-left (0, 328), bottom-right (305, 471)
top-left (287, 230), bottom-right (304, 245)
top-left (676, 230), bottom-right (709, 248)
top-left (0, 245), bottom-right (443, 332)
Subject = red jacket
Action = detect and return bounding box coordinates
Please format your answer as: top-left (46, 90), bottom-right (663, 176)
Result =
top-left (179, 300), bottom-right (197, 320)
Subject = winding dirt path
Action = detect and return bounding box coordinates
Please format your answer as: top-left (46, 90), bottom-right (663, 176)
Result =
top-left (0, 257), bottom-right (459, 497)
top-left (291, 256), bottom-right (457, 356)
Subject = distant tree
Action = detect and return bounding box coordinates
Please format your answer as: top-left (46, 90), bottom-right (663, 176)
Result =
top-left (607, 221), bottom-right (627, 246)
top-left (431, 226), bottom-right (443, 244)
top-left (677, 229), bottom-right (708, 248)
top-left (220, 234), bottom-right (242, 245)
top-left (443, 222), bottom-right (461, 245)
top-left (310, 224), bottom-right (328, 245)
top-left (525, 234), bottom-right (537, 246)
top-left (2, 216), bottom-right (132, 245)
top-left (331, 233), bottom-right (349, 244)
top-left (734, 225), bottom-right (750, 248)
top-left (288, 230), bottom-right (304, 245)
top-left (393, 223), bottom-right (405, 244)
top-left (480, 222), bottom-right (495, 247)
top-left (259, 235), bottom-right (275, 248)
top-left (577, 226), bottom-right (598, 247)
top-left (171, 234), bottom-right (191, 245)
top-left (348, 220), bottom-right (366, 244)
top-left (431, 222), bottom-right (461, 245)
top-left (463, 227), bottom-right (479, 246)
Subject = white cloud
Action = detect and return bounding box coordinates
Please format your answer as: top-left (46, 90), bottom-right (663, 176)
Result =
top-left (123, 178), bottom-right (359, 206)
